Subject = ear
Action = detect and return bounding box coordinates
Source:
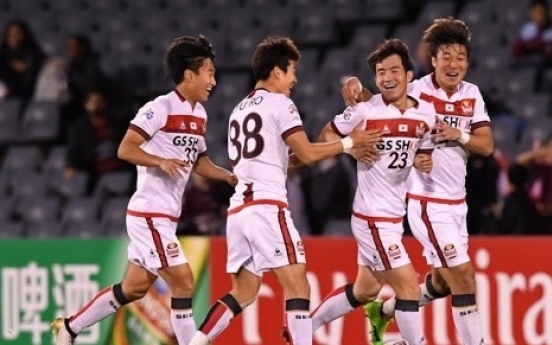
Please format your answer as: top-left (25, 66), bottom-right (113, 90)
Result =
top-left (431, 56), bottom-right (437, 69)
top-left (184, 69), bottom-right (193, 82)
top-left (406, 70), bottom-right (414, 82)
top-left (272, 66), bottom-right (282, 80)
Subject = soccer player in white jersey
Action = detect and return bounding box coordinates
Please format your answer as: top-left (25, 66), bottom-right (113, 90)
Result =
top-left (51, 36), bottom-right (237, 345)
top-left (310, 39), bottom-right (434, 345)
top-left (188, 36), bottom-right (379, 345)
top-left (343, 18), bottom-right (493, 345)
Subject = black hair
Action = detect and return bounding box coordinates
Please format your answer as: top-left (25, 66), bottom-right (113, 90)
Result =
top-left (165, 35), bottom-right (215, 84)
top-left (251, 36), bottom-right (300, 82)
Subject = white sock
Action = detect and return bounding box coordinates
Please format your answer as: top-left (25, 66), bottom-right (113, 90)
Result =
top-left (197, 294), bottom-right (242, 341)
top-left (69, 284), bottom-right (130, 334)
top-left (394, 299), bottom-right (425, 345)
top-left (189, 331), bottom-right (210, 345)
top-left (285, 299), bottom-right (312, 345)
top-left (311, 284), bottom-right (361, 330)
top-left (171, 298), bottom-right (196, 345)
top-left (452, 294), bottom-right (484, 345)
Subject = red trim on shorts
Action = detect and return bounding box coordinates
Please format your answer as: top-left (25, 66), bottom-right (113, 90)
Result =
top-left (367, 221), bottom-right (391, 270)
top-left (127, 210), bottom-right (179, 222)
top-left (69, 287), bottom-right (111, 322)
top-left (228, 199), bottom-right (288, 215)
top-left (278, 206), bottom-right (297, 265)
top-left (200, 302), bottom-right (227, 334)
top-left (146, 217), bottom-right (168, 268)
top-left (353, 211), bottom-right (402, 223)
top-left (407, 193), bottom-right (465, 205)
top-left (420, 200), bottom-right (448, 268)
top-left (129, 124), bottom-right (151, 141)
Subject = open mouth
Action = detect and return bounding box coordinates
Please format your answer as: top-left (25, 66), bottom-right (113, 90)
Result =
top-left (446, 72), bottom-right (459, 78)
top-left (383, 84), bottom-right (397, 90)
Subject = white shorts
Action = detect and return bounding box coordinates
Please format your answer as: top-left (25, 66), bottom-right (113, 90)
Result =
top-left (407, 198), bottom-right (470, 268)
top-left (126, 213), bottom-right (188, 274)
top-left (351, 214), bottom-right (412, 271)
top-left (226, 202), bottom-right (306, 276)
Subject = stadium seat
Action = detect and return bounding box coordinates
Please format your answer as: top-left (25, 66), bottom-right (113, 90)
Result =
top-left (106, 222), bottom-right (128, 237)
top-left (26, 221), bottom-right (64, 238)
top-left (294, 7), bottom-right (335, 45)
top-left (459, 0), bottom-right (496, 27)
top-left (62, 198), bottom-right (99, 224)
top-left (0, 172), bottom-right (10, 196)
top-left (100, 196), bottom-right (130, 229)
top-left (43, 146), bottom-right (67, 177)
top-left (10, 172), bottom-right (49, 199)
top-left (350, 24), bottom-right (389, 57)
top-left (417, 1), bottom-right (457, 27)
top-left (514, 94), bottom-right (551, 120)
top-left (19, 101), bottom-right (60, 142)
top-left (16, 197), bottom-right (60, 224)
top-left (48, 171), bottom-right (89, 199)
top-left (0, 221), bottom-right (25, 238)
top-left (0, 99), bottom-right (21, 143)
top-left (363, 0), bottom-right (406, 22)
top-left (65, 220), bottom-right (105, 238)
top-left (0, 196), bottom-right (16, 222)
top-left (94, 171), bottom-right (134, 199)
top-left (1, 145), bottom-right (43, 174)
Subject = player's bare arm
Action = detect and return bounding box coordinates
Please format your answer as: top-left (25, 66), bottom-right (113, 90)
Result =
top-left (284, 126), bottom-right (378, 165)
top-left (318, 122), bottom-right (380, 165)
top-left (413, 153), bottom-right (433, 173)
top-left (342, 77), bottom-right (373, 106)
top-left (118, 128), bottom-right (189, 179)
top-left (431, 117), bottom-right (494, 156)
top-left (193, 154), bottom-right (238, 186)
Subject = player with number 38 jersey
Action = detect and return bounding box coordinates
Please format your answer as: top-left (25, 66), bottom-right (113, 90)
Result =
top-left (228, 88), bottom-right (302, 209)
top-left (331, 95), bottom-right (435, 218)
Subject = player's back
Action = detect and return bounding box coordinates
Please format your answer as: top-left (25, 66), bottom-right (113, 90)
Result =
top-left (228, 88), bottom-right (303, 209)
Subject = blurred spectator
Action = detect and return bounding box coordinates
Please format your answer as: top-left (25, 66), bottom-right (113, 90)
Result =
top-left (511, 0), bottom-right (552, 70)
top-left (466, 153), bottom-right (500, 234)
top-left (302, 156), bottom-right (353, 235)
top-left (287, 169), bottom-right (311, 236)
top-left (0, 20), bottom-right (46, 102)
top-left (517, 134), bottom-right (552, 231)
top-left (177, 172), bottom-right (233, 236)
top-left (413, 40), bottom-right (432, 79)
top-left (496, 164), bottom-right (540, 234)
top-left (65, 89), bottom-right (128, 194)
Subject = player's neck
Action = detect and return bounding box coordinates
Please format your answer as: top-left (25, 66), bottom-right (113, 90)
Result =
top-left (174, 85), bottom-right (198, 108)
top-left (255, 80), bottom-right (281, 95)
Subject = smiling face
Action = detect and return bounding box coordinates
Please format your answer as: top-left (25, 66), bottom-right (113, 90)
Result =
top-left (432, 44), bottom-right (468, 94)
top-left (189, 57), bottom-right (216, 103)
top-left (277, 60), bottom-right (297, 98)
top-left (374, 54), bottom-right (411, 104)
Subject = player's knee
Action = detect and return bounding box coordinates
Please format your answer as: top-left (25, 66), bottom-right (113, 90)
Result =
top-left (353, 282), bottom-right (382, 303)
top-left (121, 281), bottom-right (150, 301)
top-left (449, 263), bottom-right (476, 293)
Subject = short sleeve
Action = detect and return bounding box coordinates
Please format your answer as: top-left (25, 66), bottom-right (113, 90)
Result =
top-left (330, 104), bottom-right (366, 137)
top-left (408, 80), bottom-right (422, 98)
top-left (471, 88), bottom-right (491, 132)
top-left (129, 100), bottom-right (168, 141)
top-left (275, 101), bottom-right (304, 140)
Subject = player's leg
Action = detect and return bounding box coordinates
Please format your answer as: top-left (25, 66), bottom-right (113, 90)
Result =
top-left (53, 261), bottom-right (156, 344)
top-left (311, 264), bottom-right (383, 331)
top-left (190, 208), bottom-right (262, 345)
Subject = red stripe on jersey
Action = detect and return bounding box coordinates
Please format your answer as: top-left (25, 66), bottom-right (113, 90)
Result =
top-left (282, 125), bottom-right (304, 141)
top-left (161, 115), bottom-right (206, 135)
top-left (368, 221), bottom-right (391, 270)
top-left (407, 193), bottom-right (465, 205)
top-left (420, 200), bottom-right (448, 268)
top-left (127, 210), bottom-right (179, 222)
top-left (129, 124), bottom-right (151, 141)
top-left (330, 121), bottom-right (346, 137)
top-left (228, 199), bottom-right (288, 215)
top-left (353, 212), bottom-right (402, 223)
top-left (471, 121), bottom-right (491, 130)
top-left (70, 287), bottom-right (112, 322)
top-left (146, 218), bottom-right (168, 268)
top-left (420, 93), bottom-right (477, 117)
top-left (278, 206), bottom-right (297, 265)
top-left (365, 118), bottom-right (430, 138)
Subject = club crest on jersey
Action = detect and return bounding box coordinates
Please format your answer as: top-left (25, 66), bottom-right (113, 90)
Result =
top-left (179, 121), bottom-right (186, 130)
top-left (343, 107), bottom-right (352, 121)
top-left (382, 124), bottom-right (391, 135)
top-left (288, 104), bottom-right (298, 114)
top-left (416, 122), bottom-right (426, 137)
top-left (461, 100), bottom-right (474, 116)
top-left (143, 108), bottom-right (154, 119)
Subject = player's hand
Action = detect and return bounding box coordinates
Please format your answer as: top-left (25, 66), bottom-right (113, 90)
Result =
top-left (431, 116), bottom-right (461, 143)
top-left (414, 153), bottom-right (433, 173)
top-left (159, 158), bottom-right (190, 178)
top-left (350, 124), bottom-right (382, 148)
top-left (341, 77), bottom-right (363, 106)
top-left (226, 172), bottom-right (238, 187)
top-left (350, 146), bottom-right (378, 165)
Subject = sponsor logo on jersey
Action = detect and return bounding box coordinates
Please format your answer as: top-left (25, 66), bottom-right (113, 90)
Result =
top-left (443, 243), bottom-right (457, 259)
top-left (297, 241), bottom-right (305, 256)
top-left (343, 107), bottom-right (352, 121)
top-left (461, 99), bottom-right (474, 116)
top-left (144, 108), bottom-right (154, 119)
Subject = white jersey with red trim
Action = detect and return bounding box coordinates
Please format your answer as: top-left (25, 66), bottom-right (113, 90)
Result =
top-left (228, 88), bottom-right (303, 209)
top-left (406, 74), bottom-right (491, 200)
top-left (332, 95), bottom-right (435, 218)
top-left (127, 90), bottom-right (208, 218)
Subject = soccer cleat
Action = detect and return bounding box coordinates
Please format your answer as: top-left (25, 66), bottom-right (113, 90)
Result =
top-left (383, 340), bottom-right (409, 345)
top-left (51, 318), bottom-right (75, 345)
top-left (365, 300), bottom-right (390, 345)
